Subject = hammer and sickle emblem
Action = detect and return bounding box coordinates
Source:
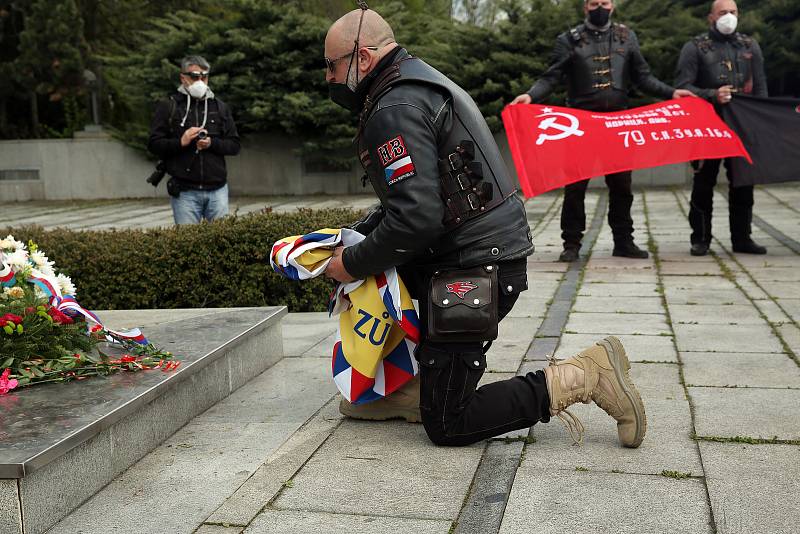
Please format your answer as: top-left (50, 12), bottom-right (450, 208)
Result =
top-left (535, 110), bottom-right (585, 146)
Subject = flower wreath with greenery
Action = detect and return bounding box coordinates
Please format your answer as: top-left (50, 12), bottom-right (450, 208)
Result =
top-left (0, 235), bottom-right (177, 395)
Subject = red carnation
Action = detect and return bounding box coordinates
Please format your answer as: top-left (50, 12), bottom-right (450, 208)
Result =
top-left (1, 314), bottom-right (22, 325)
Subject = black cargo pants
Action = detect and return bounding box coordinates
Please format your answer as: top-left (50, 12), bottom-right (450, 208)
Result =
top-left (401, 259), bottom-right (551, 447)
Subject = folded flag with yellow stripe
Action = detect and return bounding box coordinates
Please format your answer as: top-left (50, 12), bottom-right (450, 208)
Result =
top-left (270, 229), bottom-right (419, 404)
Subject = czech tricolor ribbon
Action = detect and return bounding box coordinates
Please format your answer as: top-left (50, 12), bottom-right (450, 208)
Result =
top-left (28, 268), bottom-right (148, 345)
top-left (0, 261), bottom-right (14, 288)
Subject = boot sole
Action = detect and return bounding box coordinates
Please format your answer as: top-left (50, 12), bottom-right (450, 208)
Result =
top-left (599, 336), bottom-right (647, 448)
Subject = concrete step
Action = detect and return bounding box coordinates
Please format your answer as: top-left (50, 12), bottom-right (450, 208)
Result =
top-left (0, 307), bottom-right (286, 534)
top-left (48, 358), bottom-right (339, 534)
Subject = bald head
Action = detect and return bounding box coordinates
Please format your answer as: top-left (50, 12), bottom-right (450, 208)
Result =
top-left (324, 9), bottom-right (398, 86)
top-left (325, 9), bottom-right (395, 59)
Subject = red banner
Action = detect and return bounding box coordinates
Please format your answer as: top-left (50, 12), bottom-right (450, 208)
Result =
top-left (502, 97), bottom-right (751, 198)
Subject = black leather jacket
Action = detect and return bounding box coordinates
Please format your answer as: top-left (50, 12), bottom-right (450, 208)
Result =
top-left (148, 92), bottom-right (241, 190)
top-left (527, 22), bottom-right (675, 111)
top-left (342, 48), bottom-right (534, 279)
top-left (675, 29), bottom-right (768, 101)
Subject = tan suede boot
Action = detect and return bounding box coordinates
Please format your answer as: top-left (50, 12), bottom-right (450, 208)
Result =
top-left (544, 336), bottom-right (647, 448)
top-left (338, 375), bottom-right (422, 423)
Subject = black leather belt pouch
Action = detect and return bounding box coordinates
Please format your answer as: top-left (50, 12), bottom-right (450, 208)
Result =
top-left (427, 265), bottom-right (498, 342)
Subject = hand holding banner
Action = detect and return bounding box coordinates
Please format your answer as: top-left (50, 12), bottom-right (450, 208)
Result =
top-left (503, 97), bottom-right (751, 198)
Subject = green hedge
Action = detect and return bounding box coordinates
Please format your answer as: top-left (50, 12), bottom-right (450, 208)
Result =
top-left (4, 208), bottom-right (363, 312)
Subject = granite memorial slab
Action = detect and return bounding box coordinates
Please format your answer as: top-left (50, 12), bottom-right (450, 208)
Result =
top-left (0, 306), bottom-right (286, 534)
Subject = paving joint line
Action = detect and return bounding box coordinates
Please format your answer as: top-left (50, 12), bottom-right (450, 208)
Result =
top-left (452, 192), bottom-right (609, 534)
top-left (681, 189), bottom-right (800, 367)
top-left (752, 213), bottom-right (800, 255)
top-left (758, 187), bottom-right (800, 217)
top-left (643, 189), bottom-right (719, 534)
top-left (198, 396), bottom-right (345, 531)
top-left (720, 188), bottom-right (800, 254)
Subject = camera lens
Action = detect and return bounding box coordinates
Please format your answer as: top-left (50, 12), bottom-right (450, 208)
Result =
top-left (197, 131), bottom-right (207, 140)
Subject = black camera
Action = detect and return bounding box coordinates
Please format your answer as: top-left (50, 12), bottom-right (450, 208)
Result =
top-left (147, 160), bottom-right (167, 187)
top-left (197, 130), bottom-right (208, 140)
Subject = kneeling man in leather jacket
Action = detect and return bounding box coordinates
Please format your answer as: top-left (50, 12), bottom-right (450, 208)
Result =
top-left (323, 6), bottom-right (647, 449)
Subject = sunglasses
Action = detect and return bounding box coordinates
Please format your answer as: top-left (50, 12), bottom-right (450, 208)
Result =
top-left (325, 47), bottom-right (378, 73)
top-left (182, 71), bottom-right (209, 80)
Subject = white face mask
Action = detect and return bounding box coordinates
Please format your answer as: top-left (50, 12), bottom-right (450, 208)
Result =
top-left (187, 80), bottom-right (208, 99)
top-left (716, 13), bottom-right (738, 35)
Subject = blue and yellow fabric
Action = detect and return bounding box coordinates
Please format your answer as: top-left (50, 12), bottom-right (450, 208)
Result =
top-left (270, 228), bottom-right (420, 404)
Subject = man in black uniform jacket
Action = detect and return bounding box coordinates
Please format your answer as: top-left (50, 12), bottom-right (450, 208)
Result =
top-left (322, 6), bottom-right (647, 449)
top-left (676, 0), bottom-right (768, 256)
top-left (512, 0), bottom-right (694, 263)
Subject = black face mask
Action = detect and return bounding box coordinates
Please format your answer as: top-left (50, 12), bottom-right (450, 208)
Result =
top-left (328, 52), bottom-right (388, 114)
top-left (588, 6), bottom-right (612, 27)
top-left (328, 50), bottom-right (367, 114)
top-left (328, 81), bottom-right (363, 114)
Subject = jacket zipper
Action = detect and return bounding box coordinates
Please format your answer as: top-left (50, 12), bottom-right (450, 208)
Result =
top-left (195, 102), bottom-right (204, 187)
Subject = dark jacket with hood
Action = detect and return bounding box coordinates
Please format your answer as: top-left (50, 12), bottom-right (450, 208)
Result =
top-left (147, 89), bottom-right (240, 190)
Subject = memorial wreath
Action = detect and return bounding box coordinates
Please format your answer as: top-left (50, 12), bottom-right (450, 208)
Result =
top-left (0, 235), bottom-right (177, 395)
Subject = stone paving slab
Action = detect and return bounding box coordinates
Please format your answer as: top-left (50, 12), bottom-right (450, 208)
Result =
top-left (272, 420), bottom-right (483, 520)
top-left (525, 261), bottom-right (570, 273)
top-left (690, 387), bottom-right (800, 440)
top-left (552, 333), bottom-right (678, 363)
top-left (506, 294), bottom-right (549, 318)
top-left (300, 331), bottom-right (339, 358)
top-left (776, 324), bottom-right (800, 355)
top-left (582, 261), bottom-right (657, 275)
top-left (669, 304), bottom-right (764, 325)
top-left (196, 526), bottom-right (243, 534)
top-left (578, 282), bottom-right (661, 298)
top-left (527, 363), bottom-right (700, 475)
top-left (734, 280), bottom-right (771, 301)
top-left (50, 358), bottom-right (338, 534)
top-left (758, 281), bottom-right (800, 300)
top-left (699, 442), bottom-right (800, 534)
top-left (498, 470), bottom-right (712, 534)
top-left (582, 270), bottom-right (658, 284)
top-left (775, 298), bottom-right (800, 319)
top-left (733, 254), bottom-right (798, 268)
top-left (659, 262), bottom-right (724, 276)
top-left (205, 400), bottom-right (343, 527)
top-left (681, 352), bottom-right (800, 388)
top-left (662, 275), bottom-right (739, 290)
top-left (664, 287), bottom-right (749, 305)
top-left (737, 267), bottom-right (800, 282)
top-left (672, 323), bottom-right (783, 353)
top-left (571, 295), bottom-right (665, 314)
top-left (282, 313), bottom-right (337, 357)
top-left (751, 298), bottom-right (793, 325)
top-left (245, 510), bottom-right (451, 534)
top-left (486, 317), bottom-right (538, 372)
top-left (565, 312), bottom-right (670, 336)
top-left (1, 196), bottom-right (375, 230)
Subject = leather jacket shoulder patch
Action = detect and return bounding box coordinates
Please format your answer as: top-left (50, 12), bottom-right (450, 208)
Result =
top-left (378, 135), bottom-right (416, 186)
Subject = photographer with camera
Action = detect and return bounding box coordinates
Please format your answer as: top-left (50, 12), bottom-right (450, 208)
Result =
top-left (147, 55), bottom-right (240, 225)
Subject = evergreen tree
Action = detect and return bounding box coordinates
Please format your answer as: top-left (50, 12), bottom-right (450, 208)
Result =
top-left (15, 0), bottom-right (88, 136)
